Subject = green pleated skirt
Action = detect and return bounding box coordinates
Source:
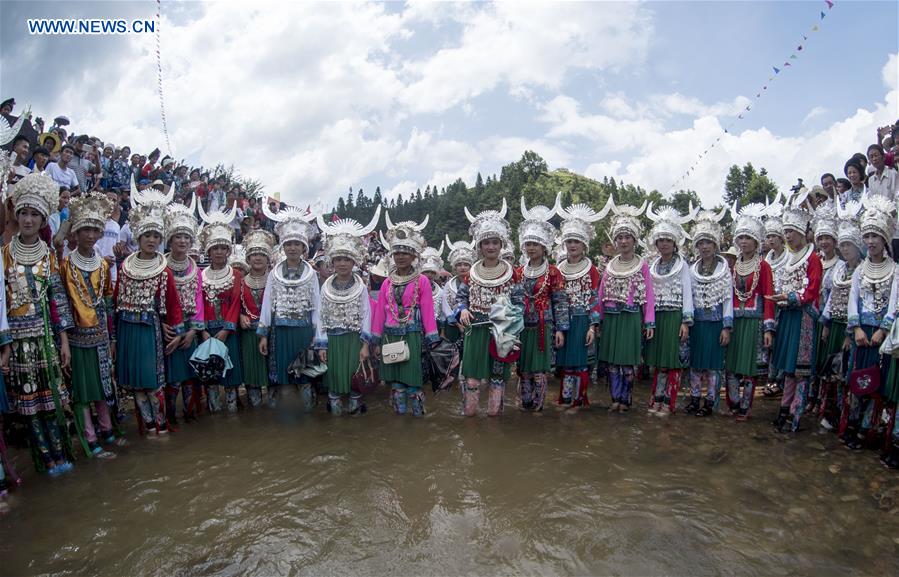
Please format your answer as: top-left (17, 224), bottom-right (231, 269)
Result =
top-left (165, 339), bottom-right (198, 384)
top-left (556, 314), bottom-right (592, 369)
top-left (772, 308), bottom-right (815, 375)
top-left (598, 311), bottom-right (642, 367)
top-left (380, 332), bottom-right (422, 388)
top-left (70, 346), bottom-right (106, 404)
top-left (518, 326), bottom-right (553, 373)
top-left (116, 319), bottom-right (163, 391)
top-left (461, 325), bottom-right (512, 380)
top-left (690, 320), bottom-right (725, 371)
top-left (271, 325), bottom-right (315, 385)
top-left (241, 330), bottom-right (268, 387)
top-left (324, 333), bottom-right (362, 395)
top-left (817, 320), bottom-right (847, 370)
top-left (725, 317), bottom-right (760, 376)
top-left (644, 310), bottom-right (683, 369)
top-left (884, 357), bottom-right (899, 403)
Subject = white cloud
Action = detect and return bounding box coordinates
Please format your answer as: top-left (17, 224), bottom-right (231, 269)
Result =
top-left (541, 53), bottom-right (899, 207)
top-left (398, 2), bottom-right (653, 114)
top-left (802, 106), bottom-right (828, 124)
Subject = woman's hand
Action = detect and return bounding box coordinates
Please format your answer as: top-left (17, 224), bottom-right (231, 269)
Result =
top-left (554, 331), bottom-right (564, 349)
top-left (165, 336), bottom-right (182, 355)
top-left (240, 314), bottom-right (251, 330)
top-left (872, 329), bottom-right (886, 347)
top-left (214, 330), bottom-right (228, 342)
top-left (854, 327), bottom-right (870, 347)
top-left (719, 328), bottom-right (731, 347)
top-left (644, 328), bottom-right (654, 341)
top-left (180, 329), bottom-right (196, 350)
top-left (585, 327), bottom-right (595, 347)
top-left (679, 323), bottom-right (690, 343)
top-left (162, 322), bottom-right (175, 340)
top-left (822, 326), bottom-right (830, 341)
top-left (258, 337), bottom-right (268, 356)
top-left (764, 331), bottom-right (773, 349)
top-left (319, 350), bottom-right (328, 363)
top-left (459, 309), bottom-right (472, 327)
top-left (359, 343), bottom-right (370, 362)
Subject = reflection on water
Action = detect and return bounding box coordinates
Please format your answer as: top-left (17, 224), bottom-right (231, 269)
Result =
top-left (2, 389), bottom-right (899, 576)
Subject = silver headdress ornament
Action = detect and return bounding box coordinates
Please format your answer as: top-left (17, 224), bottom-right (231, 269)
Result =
top-left (812, 200), bottom-right (838, 241)
top-left (316, 205), bottom-right (381, 264)
top-left (763, 190), bottom-right (785, 239)
top-left (11, 171), bottom-right (59, 221)
top-left (557, 195), bottom-right (613, 248)
top-left (229, 244), bottom-right (249, 274)
top-left (420, 241), bottom-right (446, 273)
top-left (380, 210), bottom-right (428, 256)
top-left (608, 196), bottom-right (647, 240)
top-left (69, 191), bottom-right (115, 233)
top-left (836, 199), bottom-right (863, 249)
top-left (501, 243), bottom-right (516, 263)
top-left (0, 108), bottom-right (29, 200)
top-left (691, 206), bottom-right (728, 247)
top-left (781, 187), bottom-right (812, 234)
top-left (646, 201), bottom-right (697, 246)
top-left (198, 198), bottom-right (238, 253)
top-left (128, 174), bottom-right (174, 238)
top-left (465, 198), bottom-right (512, 252)
top-left (262, 202), bottom-right (317, 251)
top-left (860, 192), bottom-right (896, 243)
top-left (518, 192), bottom-right (561, 250)
top-left (163, 193), bottom-right (198, 241)
top-left (730, 201), bottom-right (767, 246)
top-left (445, 234), bottom-right (475, 267)
top-left (243, 229), bottom-right (277, 261)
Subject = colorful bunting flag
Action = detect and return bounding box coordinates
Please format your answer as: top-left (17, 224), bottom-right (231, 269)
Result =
top-left (773, 66), bottom-right (780, 74)
top-left (826, 1), bottom-right (834, 8)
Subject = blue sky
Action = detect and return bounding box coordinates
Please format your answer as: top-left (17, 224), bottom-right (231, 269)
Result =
top-left (1, 1), bottom-right (896, 207)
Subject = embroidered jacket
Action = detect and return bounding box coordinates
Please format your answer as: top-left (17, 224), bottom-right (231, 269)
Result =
top-left (114, 265), bottom-right (185, 333)
top-left (2, 246), bottom-right (73, 343)
top-left (60, 254), bottom-right (115, 347)
top-left (314, 274), bottom-right (372, 349)
top-left (202, 267), bottom-right (243, 334)
top-left (730, 258), bottom-right (775, 331)
top-left (847, 260), bottom-right (897, 330)
top-left (515, 263), bottom-right (570, 331)
top-left (170, 257), bottom-right (205, 332)
top-left (689, 257), bottom-right (734, 327)
top-left (559, 259), bottom-right (601, 325)
top-left (240, 274), bottom-right (267, 332)
top-left (821, 260), bottom-right (855, 326)
top-left (773, 247), bottom-right (823, 313)
top-left (456, 263), bottom-right (525, 324)
top-left (257, 261), bottom-right (321, 336)
top-left (370, 273), bottom-right (439, 345)
top-left (650, 254), bottom-right (694, 325)
top-left (596, 257), bottom-right (655, 329)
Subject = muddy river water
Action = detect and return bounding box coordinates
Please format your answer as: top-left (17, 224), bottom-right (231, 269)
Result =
top-left (2, 389), bottom-right (899, 576)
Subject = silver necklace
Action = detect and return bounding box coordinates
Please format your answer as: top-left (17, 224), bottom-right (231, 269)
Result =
top-left (559, 257), bottom-right (591, 280)
top-left (322, 274), bottom-right (364, 303)
top-left (523, 259), bottom-right (548, 279)
top-left (123, 253), bottom-right (167, 280)
top-left (471, 259), bottom-right (513, 287)
top-left (166, 254), bottom-right (190, 272)
top-left (735, 254), bottom-right (761, 277)
top-left (245, 272), bottom-right (268, 290)
top-left (10, 236), bottom-right (49, 266)
top-left (71, 249), bottom-right (101, 272)
top-left (607, 255), bottom-right (642, 278)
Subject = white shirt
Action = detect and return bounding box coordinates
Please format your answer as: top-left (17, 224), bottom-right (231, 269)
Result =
top-left (45, 162), bottom-right (79, 189)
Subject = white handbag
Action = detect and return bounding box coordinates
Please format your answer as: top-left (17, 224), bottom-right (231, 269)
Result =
top-left (381, 340), bottom-right (410, 364)
top-left (880, 319), bottom-right (899, 358)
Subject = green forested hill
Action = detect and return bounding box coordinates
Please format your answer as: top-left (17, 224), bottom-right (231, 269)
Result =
top-left (329, 151), bottom-right (775, 259)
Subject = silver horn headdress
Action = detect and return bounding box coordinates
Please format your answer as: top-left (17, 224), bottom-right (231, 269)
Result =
top-left (316, 205), bottom-right (381, 263)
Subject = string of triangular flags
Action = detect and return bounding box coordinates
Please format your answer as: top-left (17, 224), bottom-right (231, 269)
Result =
top-left (156, 0), bottom-right (173, 157)
top-left (665, 0), bottom-right (836, 195)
